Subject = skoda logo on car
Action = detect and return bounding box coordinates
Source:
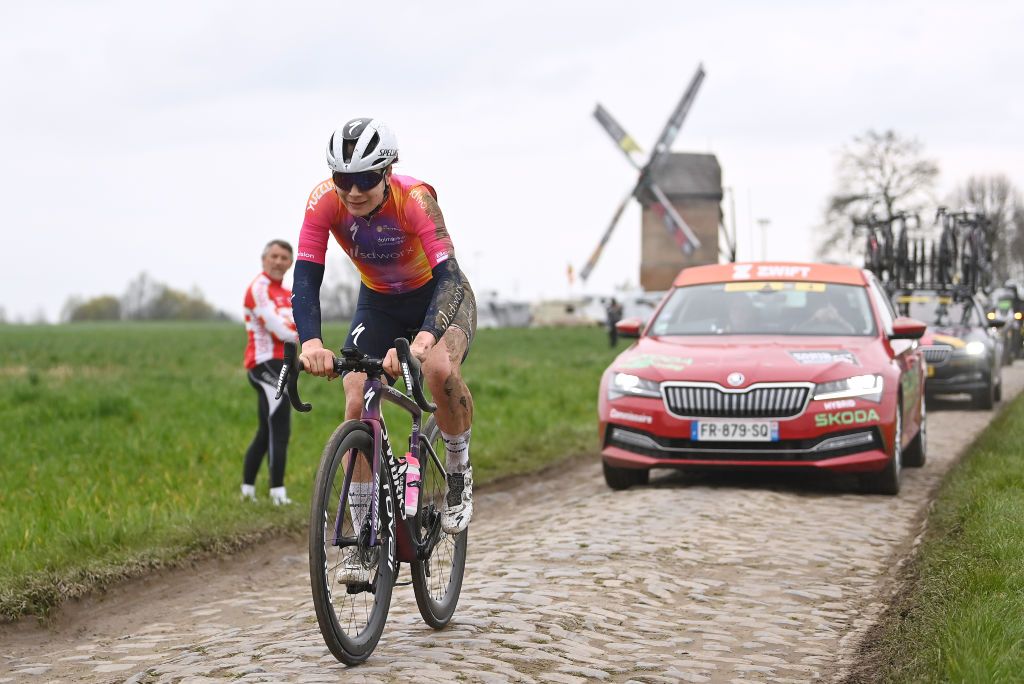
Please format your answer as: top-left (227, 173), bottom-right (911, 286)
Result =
top-left (727, 372), bottom-right (745, 387)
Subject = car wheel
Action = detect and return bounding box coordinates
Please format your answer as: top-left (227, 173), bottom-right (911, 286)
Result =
top-left (995, 374), bottom-right (1003, 402)
top-left (861, 400), bottom-right (902, 495)
top-left (603, 461), bottom-right (646, 490)
top-left (972, 379), bottom-right (996, 410)
top-left (903, 395), bottom-right (927, 468)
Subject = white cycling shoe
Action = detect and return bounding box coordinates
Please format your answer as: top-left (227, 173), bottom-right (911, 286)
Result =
top-left (337, 547), bottom-right (378, 585)
top-left (441, 468), bottom-right (474, 535)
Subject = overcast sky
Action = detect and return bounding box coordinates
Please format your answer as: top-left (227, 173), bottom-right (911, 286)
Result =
top-left (3, 1), bottom-right (1022, 322)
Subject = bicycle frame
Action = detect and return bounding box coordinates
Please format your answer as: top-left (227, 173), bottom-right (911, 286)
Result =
top-left (332, 376), bottom-right (446, 565)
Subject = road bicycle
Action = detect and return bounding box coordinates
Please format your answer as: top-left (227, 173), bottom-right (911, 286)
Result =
top-left (853, 214), bottom-right (893, 282)
top-left (934, 207), bottom-right (994, 293)
top-left (854, 212), bottom-right (919, 290)
top-left (276, 338), bottom-right (468, 665)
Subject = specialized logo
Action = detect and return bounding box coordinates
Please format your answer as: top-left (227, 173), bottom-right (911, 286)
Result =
top-left (727, 372), bottom-right (745, 387)
top-left (349, 222), bottom-right (359, 240)
top-left (815, 408), bottom-right (880, 427)
top-left (352, 322), bottom-right (366, 345)
top-left (347, 120), bottom-right (363, 134)
top-left (609, 408), bottom-right (653, 424)
top-left (732, 264), bottom-right (752, 280)
top-left (378, 148), bottom-right (398, 156)
top-left (364, 387), bottom-right (375, 412)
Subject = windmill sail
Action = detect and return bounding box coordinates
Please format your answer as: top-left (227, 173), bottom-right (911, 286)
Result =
top-left (581, 63), bottom-right (707, 280)
top-left (593, 105), bottom-right (644, 169)
top-left (649, 64), bottom-right (705, 167)
top-left (580, 188), bottom-right (634, 281)
top-left (647, 181), bottom-right (701, 252)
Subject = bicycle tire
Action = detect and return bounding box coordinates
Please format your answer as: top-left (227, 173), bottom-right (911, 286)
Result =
top-left (309, 421), bottom-right (397, 665)
top-left (894, 223), bottom-right (909, 287)
top-left (411, 415), bottom-right (468, 629)
top-left (938, 226), bottom-right (956, 285)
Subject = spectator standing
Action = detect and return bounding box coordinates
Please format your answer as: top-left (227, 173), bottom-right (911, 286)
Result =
top-left (242, 240), bottom-right (299, 505)
top-left (607, 298), bottom-right (624, 347)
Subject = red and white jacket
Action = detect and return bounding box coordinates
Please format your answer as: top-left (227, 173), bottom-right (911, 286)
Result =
top-left (244, 273), bottom-right (298, 369)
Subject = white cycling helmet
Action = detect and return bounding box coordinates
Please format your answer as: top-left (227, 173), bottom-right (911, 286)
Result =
top-left (326, 118), bottom-right (399, 173)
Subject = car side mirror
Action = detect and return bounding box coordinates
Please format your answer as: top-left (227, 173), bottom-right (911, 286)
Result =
top-left (890, 316), bottom-right (927, 340)
top-left (616, 318), bottom-right (643, 339)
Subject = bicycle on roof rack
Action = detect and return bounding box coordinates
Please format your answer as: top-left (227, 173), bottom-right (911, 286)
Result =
top-left (275, 338), bottom-right (467, 665)
top-left (853, 211), bottom-right (921, 291)
top-left (933, 207), bottom-right (995, 294)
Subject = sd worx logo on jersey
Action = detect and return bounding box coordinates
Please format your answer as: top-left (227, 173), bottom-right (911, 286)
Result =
top-left (815, 409), bottom-right (880, 427)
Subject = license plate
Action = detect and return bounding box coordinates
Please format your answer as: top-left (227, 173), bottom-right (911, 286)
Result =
top-left (691, 420), bottom-right (779, 442)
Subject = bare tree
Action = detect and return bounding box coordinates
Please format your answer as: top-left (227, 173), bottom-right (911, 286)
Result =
top-left (816, 129), bottom-right (939, 262)
top-left (951, 174), bottom-right (1024, 283)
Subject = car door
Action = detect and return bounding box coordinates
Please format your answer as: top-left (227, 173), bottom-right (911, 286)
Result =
top-left (867, 277), bottom-right (922, 444)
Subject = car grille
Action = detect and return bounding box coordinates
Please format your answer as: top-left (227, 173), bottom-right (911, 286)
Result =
top-left (662, 382), bottom-right (812, 419)
top-left (921, 345), bottom-right (953, 366)
top-left (606, 426), bottom-right (881, 462)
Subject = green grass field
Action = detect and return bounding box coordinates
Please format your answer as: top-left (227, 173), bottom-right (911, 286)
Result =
top-left (0, 322), bottom-right (618, 620)
top-left (858, 391), bottom-right (1024, 682)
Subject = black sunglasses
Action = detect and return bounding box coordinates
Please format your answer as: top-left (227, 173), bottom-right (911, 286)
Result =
top-left (332, 170), bottom-right (385, 192)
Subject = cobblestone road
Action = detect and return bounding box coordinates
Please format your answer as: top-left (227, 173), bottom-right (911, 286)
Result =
top-left (4, 364), bottom-right (1023, 683)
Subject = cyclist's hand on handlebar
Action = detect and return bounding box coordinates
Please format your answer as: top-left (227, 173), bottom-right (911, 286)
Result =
top-left (300, 339), bottom-right (338, 379)
top-left (383, 331), bottom-right (435, 379)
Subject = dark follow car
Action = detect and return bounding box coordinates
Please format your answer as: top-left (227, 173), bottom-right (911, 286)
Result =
top-left (987, 284), bottom-right (1024, 364)
top-left (893, 289), bottom-right (1005, 409)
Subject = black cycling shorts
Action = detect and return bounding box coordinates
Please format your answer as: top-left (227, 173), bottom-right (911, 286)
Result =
top-left (343, 276), bottom-right (476, 369)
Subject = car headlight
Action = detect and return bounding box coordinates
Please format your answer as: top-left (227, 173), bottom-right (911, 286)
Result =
top-left (813, 374), bottom-right (884, 403)
top-left (608, 373), bottom-right (661, 400)
top-left (965, 341), bottom-right (986, 356)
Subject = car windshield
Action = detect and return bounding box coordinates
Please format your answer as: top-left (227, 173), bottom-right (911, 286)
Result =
top-left (894, 293), bottom-right (981, 327)
top-left (648, 281), bottom-right (877, 336)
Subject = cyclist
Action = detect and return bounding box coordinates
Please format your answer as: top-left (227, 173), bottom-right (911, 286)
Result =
top-left (292, 118), bottom-right (478, 582)
top-left (242, 239), bottom-right (299, 505)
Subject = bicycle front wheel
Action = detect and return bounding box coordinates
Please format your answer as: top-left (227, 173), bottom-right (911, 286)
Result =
top-left (309, 421), bottom-right (396, 665)
top-left (411, 416), bottom-right (468, 629)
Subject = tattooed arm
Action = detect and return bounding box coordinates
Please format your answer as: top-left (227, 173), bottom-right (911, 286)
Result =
top-left (420, 258), bottom-right (466, 342)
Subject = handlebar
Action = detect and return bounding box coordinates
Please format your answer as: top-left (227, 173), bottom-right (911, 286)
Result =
top-left (274, 339), bottom-right (436, 414)
top-left (394, 338), bottom-right (437, 413)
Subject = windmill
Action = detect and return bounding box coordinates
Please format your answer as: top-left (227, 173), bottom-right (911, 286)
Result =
top-left (581, 64), bottom-right (729, 284)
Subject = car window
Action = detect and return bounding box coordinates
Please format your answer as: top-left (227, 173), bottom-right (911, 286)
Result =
top-left (867, 278), bottom-right (894, 336)
top-left (649, 281), bottom-right (877, 336)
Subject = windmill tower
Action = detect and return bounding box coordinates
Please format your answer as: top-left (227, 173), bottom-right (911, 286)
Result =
top-left (581, 64), bottom-right (733, 291)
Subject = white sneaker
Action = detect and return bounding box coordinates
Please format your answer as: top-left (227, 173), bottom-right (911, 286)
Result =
top-left (240, 484), bottom-right (257, 502)
top-left (441, 468), bottom-right (473, 534)
top-left (336, 547), bottom-right (378, 585)
top-left (269, 486), bottom-right (292, 506)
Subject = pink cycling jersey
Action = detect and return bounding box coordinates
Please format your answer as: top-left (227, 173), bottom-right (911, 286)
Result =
top-left (296, 174), bottom-right (455, 294)
top-left (244, 273), bottom-right (298, 369)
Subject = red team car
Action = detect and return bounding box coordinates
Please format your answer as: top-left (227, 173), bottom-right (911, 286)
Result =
top-left (599, 262), bottom-right (928, 495)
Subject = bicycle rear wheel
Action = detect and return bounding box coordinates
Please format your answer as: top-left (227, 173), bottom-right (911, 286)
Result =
top-left (411, 415), bottom-right (468, 629)
top-left (309, 421), bottom-right (396, 665)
